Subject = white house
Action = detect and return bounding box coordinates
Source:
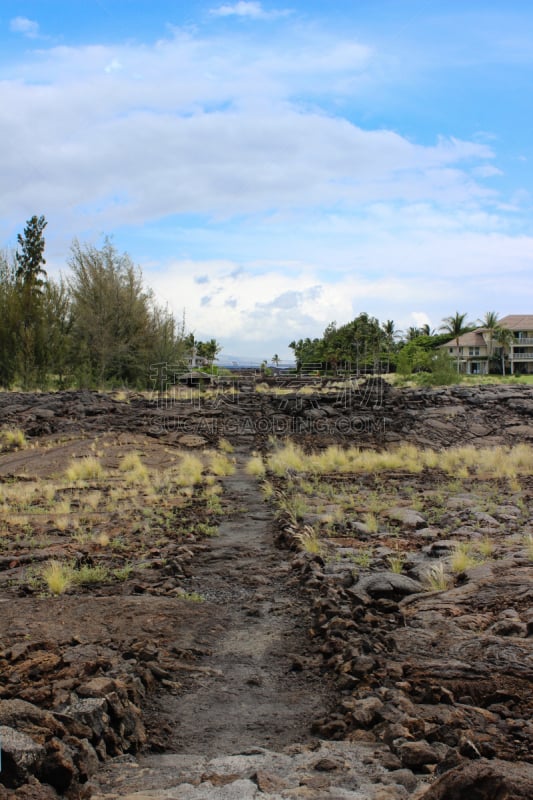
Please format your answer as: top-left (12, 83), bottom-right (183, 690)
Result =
top-left (441, 315), bottom-right (533, 375)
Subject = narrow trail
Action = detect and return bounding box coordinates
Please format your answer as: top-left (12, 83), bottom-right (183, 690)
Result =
top-left (90, 449), bottom-right (358, 799)
top-left (90, 449), bottom-right (412, 799)
top-left (150, 446), bottom-right (330, 757)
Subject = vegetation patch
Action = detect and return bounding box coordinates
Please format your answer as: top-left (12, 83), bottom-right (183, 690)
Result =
top-left (0, 428), bottom-right (27, 452)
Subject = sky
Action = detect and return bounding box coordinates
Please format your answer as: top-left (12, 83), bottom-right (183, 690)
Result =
top-left (1, 1), bottom-right (533, 361)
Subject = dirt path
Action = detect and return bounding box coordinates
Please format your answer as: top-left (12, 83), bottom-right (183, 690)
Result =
top-left (89, 450), bottom-right (350, 798)
top-left (146, 447), bottom-right (330, 757)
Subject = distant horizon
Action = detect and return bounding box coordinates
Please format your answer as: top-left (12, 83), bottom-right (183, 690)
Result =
top-left (1, 1), bottom-right (532, 359)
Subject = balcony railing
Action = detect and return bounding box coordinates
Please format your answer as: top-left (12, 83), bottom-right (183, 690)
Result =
top-left (511, 353), bottom-right (533, 360)
top-left (512, 337), bottom-right (533, 345)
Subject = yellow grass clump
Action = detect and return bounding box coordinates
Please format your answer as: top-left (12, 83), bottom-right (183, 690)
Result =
top-left (424, 562), bottom-right (451, 592)
top-left (174, 454), bottom-right (205, 487)
top-left (267, 442), bottom-right (308, 476)
top-left (218, 438), bottom-right (234, 454)
top-left (65, 457), bottom-right (105, 482)
top-left (246, 454), bottom-right (266, 478)
top-left (450, 542), bottom-right (479, 573)
top-left (264, 442), bottom-right (533, 481)
top-left (42, 560), bottom-right (73, 595)
top-left (118, 452), bottom-right (149, 484)
top-left (208, 451), bottom-right (235, 477)
top-left (295, 525), bottom-right (323, 555)
top-left (0, 428), bottom-right (27, 452)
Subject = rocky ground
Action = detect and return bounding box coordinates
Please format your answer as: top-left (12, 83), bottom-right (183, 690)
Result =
top-left (0, 381), bottom-right (532, 799)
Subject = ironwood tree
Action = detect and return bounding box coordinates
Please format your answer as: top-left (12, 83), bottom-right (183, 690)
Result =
top-left (15, 215), bottom-right (49, 387)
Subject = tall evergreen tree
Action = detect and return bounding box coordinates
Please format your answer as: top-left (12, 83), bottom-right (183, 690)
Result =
top-left (16, 215), bottom-right (47, 292)
top-left (0, 251), bottom-right (19, 387)
top-left (15, 215), bottom-right (48, 387)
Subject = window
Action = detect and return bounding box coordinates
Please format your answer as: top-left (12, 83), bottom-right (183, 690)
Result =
top-left (469, 347), bottom-right (480, 355)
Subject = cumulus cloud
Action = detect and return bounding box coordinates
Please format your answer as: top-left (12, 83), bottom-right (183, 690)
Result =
top-left (1, 15), bottom-right (531, 358)
top-left (0, 24), bottom-right (500, 237)
top-left (9, 16), bottom-right (39, 38)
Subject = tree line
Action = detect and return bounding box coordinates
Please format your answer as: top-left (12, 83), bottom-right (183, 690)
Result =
top-left (289, 310), bottom-right (512, 379)
top-left (0, 216), bottom-right (211, 390)
top-left (1, 216), bottom-right (512, 389)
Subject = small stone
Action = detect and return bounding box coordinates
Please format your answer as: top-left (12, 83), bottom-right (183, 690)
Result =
top-left (0, 725), bottom-right (45, 788)
top-left (350, 697), bottom-right (384, 728)
top-left (255, 769), bottom-right (290, 792)
top-left (313, 757), bottom-right (342, 772)
top-left (201, 772), bottom-right (241, 787)
top-left (77, 676), bottom-right (117, 697)
top-left (380, 768), bottom-right (418, 792)
top-left (384, 508), bottom-right (427, 529)
top-left (395, 739), bottom-right (440, 768)
top-left (62, 697), bottom-right (109, 738)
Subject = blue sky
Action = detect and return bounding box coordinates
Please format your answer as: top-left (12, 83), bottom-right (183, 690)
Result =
top-left (1, 1), bottom-right (532, 360)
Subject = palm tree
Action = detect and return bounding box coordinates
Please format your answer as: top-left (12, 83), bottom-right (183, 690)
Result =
top-left (440, 312), bottom-right (471, 373)
top-left (494, 327), bottom-right (513, 375)
top-left (381, 320), bottom-right (400, 372)
top-left (478, 311), bottom-right (500, 364)
top-left (420, 323), bottom-right (435, 337)
top-left (405, 326), bottom-right (421, 342)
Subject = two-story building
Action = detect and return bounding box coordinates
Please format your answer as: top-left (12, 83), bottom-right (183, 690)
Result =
top-left (441, 314), bottom-right (533, 375)
top-left (501, 315), bottom-right (533, 374)
top-left (443, 329), bottom-right (490, 375)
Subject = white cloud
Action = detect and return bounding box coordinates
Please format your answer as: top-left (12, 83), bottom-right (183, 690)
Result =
top-left (1, 18), bottom-right (531, 359)
top-left (9, 16), bottom-right (39, 38)
top-left (0, 71), bottom-right (496, 229)
top-left (104, 58), bottom-right (123, 74)
top-left (410, 312), bottom-right (432, 329)
top-left (143, 222), bottom-right (533, 358)
top-left (210, 2), bottom-right (289, 20)
top-left (472, 164), bottom-right (503, 178)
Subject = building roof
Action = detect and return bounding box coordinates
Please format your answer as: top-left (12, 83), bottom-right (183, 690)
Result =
top-left (498, 315), bottom-right (533, 331)
top-left (440, 314), bottom-right (533, 348)
top-left (441, 330), bottom-right (488, 348)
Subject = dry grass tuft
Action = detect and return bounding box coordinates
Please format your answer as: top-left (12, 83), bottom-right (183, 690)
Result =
top-left (450, 542), bottom-right (479, 573)
top-left (208, 451), bottom-right (235, 477)
top-left (246, 454), bottom-right (266, 478)
top-left (295, 525), bottom-right (323, 555)
top-left (175, 453), bottom-right (204, 487)
top-left (65, 457), bottom-right (105, 482)
top-left (0, 428), bottom-right (27, 452)
top-left (119, 452), bottom-right (149, 484)
top-left (218, 438), bottom-right (234, 454)
top-left (267, 442), bottom-right (308, 476)
top-left (424, 562), bottom-right (451, 591)
top-left (42, 560), bottom-right (73, 595)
